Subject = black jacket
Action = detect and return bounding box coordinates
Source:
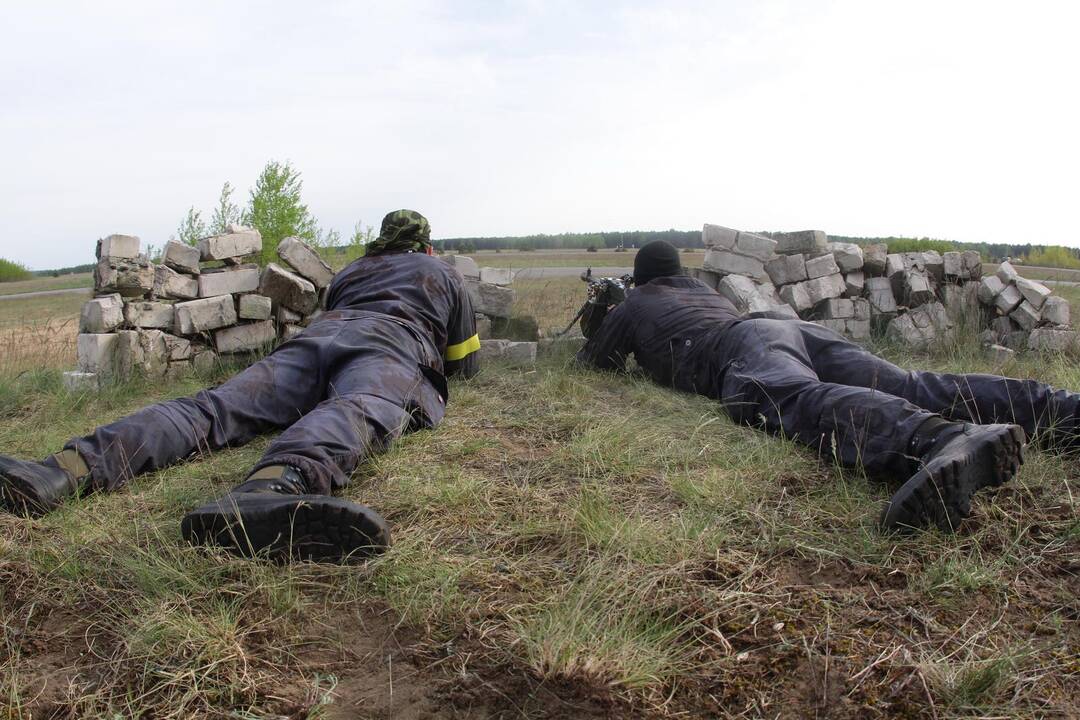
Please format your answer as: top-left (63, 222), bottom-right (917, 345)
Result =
top-left (577, 276), bottom-right (741, 391)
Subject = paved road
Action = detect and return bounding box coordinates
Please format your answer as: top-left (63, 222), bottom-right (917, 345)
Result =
top-left (0, 286), bottom-right (91, 301)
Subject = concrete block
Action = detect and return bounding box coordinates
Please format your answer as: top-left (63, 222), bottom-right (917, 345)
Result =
top-left (847, 319), bottom-right (871, 339)
top-left (154, 264), bottom-right (199, 300)
top-left (238, 293), bottom-right (272, 320)
top-left (865, 277), bottom-right (898, 315)
top-left (694, 268), bottom-right (722, 289)
top-left (198, 265), bottom-right (260, 298)
top-left (198, 228), bottom-right (262, 260)
top-left (987, 344), bottom-right (1015, 365)
top-left (885, 302), bottom-right (950, 349)
top-left (277, 236), bottom-right (335, 289)
top-left (943, 251), bottom-right (962, 277)
top-left (135, 329), bottom-right (169, 379)
top-left (76, 333), bottom-right (118, 376)
top-left (828, 242), bottom-right (864, 273)
top-left (977, 275), bottom-right (1006, 305)
top-left (702, 249), bottom-right (765, 279)
top-left (772, 230), bottom-right (827, 256)
top-left (844, 270), bottom-right (865, 297)
top-left (962, 251), bottom-right (982, 279)
top-left (1016, 277), bottom-right (1052, 309)
top-left (260, 263), bottom-right (319, 314)
top-left (1003, 330), bottom-right (1030, 351)
top-left (475, 314), bottom-right (493, 339)
top-left (442, 254), bottom-right (481, 280)
top-left (94, 257), bottom-right (155, 297)
top-left (192, 349), bottom-right (218, 374)
top-left (994, 283), bottom-right (1023, 315)
top-left (805, 253), bottom-right (840, 280)
top-left (174, 295), bottom-right (238, 335)
top-left (80, 293), bottom-right (124, 333)
top-left (904, 270), bottom-right (933, 307)
top-left (885, 254), bottom-right (905, 278)
top-left (1028, 327), bottom-right (1078, 352)
top-left (281, 324), bottom-right (305, 342)
top-left (863, 244), bottom-right (888, 276)
top-left (163, 334), bottom-right (191, 361)
top-left (921, 251), bottom-right (944, 281)
top-left (163, 241), bottom-right (201, 274)
top-left (214, 320), bottom-right (276, 354)
top-left (124, 300), bottom-right (175, 329)
top-left (765, 254), bottom-right (807, 286)
top-left (466, 280), bottom-right (515, 318)
top-left (1041, 295), bottom-right (1070, 326)
top-left (96, 234), bottom-right (140, 260)
top-left (735, 231), bottom-right (777, 262)
top-left (63, 371), bottom-right (98, 392)
top-left (165, 360), bottom-right (192, 381)
top-left (996, 261), bottom-right (1020, 285)
top-left (756, 280), bottom-right (782, 304)
top-left (702, 224), bottom-right (738, 250)
top-left (779, 282), bottom-right (813, 313)
top-left (816, 298), bottom-right (854, 319)
top-left (760, 304), bottom-right (800, 320)
top-left (275, 305), bottom-right (303, 325)
top-left (1010, 300), bottom-right (1041, 331)
top-left (852, 297), bottom-right (870, 321)
top-left (479, 267), bottom-right (514, 286)
top-left (814, 319), bottom-right (848, 334)
top-left (478, 339), bottom-right (537, 365)
top-left (718, 274), bottom-right (771, 314)
top-left (978, 329), bottom-right (998, 346)
top-left (804, 273), bottom-right (845, 305)
top-left (940, 284), bottom-right (979, 323)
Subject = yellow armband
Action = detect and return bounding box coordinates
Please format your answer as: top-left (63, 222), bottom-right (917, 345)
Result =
top-left (445, 333), bottom-right (480, 361)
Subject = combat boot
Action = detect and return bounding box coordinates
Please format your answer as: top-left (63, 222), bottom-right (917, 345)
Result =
top-left (880, 420), bottom-right (1026, 533)
top-left (181, 465), bottom-right (390, 563)
top-left (0, 452), bottom-right (87, 516)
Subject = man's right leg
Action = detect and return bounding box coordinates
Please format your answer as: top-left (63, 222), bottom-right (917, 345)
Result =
top-left (1, 327), bottom-right (334, 515)
top-left (716, 320), bottom-right (1024, 531)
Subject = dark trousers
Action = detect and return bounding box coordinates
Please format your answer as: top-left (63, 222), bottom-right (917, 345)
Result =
top-left (710, 319), bottom-right (1080, 478)
top-left (67, 312), bottom-right (445, 495)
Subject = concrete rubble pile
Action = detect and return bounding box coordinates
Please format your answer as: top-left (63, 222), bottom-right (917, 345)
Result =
top-left (66, 228), bottom-right (333, 390)
top-left (440, 255), bottom-right (535, 364)
top-left (689, 223), bottom-right (1076, 355)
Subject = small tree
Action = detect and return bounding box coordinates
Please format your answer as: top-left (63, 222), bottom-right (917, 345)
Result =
top-left (176, 207), bottom-right (208, 246)
top-left (243, 160), bottom-right (320, 262)
top-left (210, 181), bottom-right (242, 234)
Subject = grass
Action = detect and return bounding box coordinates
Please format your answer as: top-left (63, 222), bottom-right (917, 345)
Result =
top-left (0, 272), bottom-right (93, 297)
top-left (0, 268), bottom-right (1078, 718)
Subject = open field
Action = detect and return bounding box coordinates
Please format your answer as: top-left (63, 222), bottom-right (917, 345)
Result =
top-left (1, 268), bottom-right (1078, 718)
top-left (0, 273), bottom-right (93, 297)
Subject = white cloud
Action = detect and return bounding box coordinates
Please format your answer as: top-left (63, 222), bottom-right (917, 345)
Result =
top-left (1, 0), bottom-right (1077, 268)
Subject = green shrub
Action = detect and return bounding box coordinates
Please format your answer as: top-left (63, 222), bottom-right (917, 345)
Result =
top-left (0, 258), bottom-right (32, 282)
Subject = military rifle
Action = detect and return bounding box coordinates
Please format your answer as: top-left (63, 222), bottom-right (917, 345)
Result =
top-left (556, 268), bottom-right (634, 337)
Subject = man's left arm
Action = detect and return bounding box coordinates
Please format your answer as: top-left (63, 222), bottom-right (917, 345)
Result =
top-left (576, 302), bottom-right (632, 372)
top-left (444, 283), bottom-right (480, 379)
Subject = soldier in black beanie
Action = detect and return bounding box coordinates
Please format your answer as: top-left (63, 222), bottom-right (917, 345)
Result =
top-left (576, 240), bottom-right (1080, 535)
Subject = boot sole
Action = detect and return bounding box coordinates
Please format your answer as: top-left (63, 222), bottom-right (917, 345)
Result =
top-left (880, 424), bottom-right (1026, 533)
top-left (181, 493), bottom-right (390, 563)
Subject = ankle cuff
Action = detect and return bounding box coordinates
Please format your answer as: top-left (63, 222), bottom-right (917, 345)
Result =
top-left (46, 449), bottom-right (90, 481)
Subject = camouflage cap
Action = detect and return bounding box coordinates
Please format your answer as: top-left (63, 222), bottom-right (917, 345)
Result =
top-left (366, 209), bottom-right (432, 255)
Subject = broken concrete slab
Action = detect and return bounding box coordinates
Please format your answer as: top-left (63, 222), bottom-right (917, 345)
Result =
top-left (885, 254), bottom-right (906, 278)
top-left (772, 230), bottom-right (827, 257)
top-left (942, 251), bottom-right (962, 278)
top-left (260, 263), bottom-right (319, 314)
top-left (163, 240), bottom-right (201, 274)
top-left (904, 270), bottom-right (934, 307)
top-left (996, 260), bottom-right (1020, 285)
top-left (191, 349), bottom-right (218, 374)
top-left (466, 280), bottom-right (515, 318)
top-left (779, 282), bottom-right (813, 313)
top-left (478, 339), bottom-right (537, 365)
top-left (994, 283), bottom-right (1023, 315)
top-left (1041, 295), bottom-right (1070, 326)
top-left (238, 293), bottom-right (272, 320)
top-left (885, 302), bottom-right (950, 349)
top-left (962, 251), bottom-right (982, 279)
top-left (827, 242), bottom-right (864, 273)
top-left (96, 234), bottom-right (140, 260)
top-left (847, 319), bottom-right (871, 339)
top-left (734, 231), bottom-right (777, 262)
top-left (62, 371), bottom-right (98, 392)
top-left (174, 295), bottom-right (238, 334)
top-left (718, 274), bottom-right (772, 314)
top-left (1028, 327), bottom-right (1078, 352)
top-left (977, 275), bottom-right (1006, 305)
top-left (479, 267), bottom-right (514, 286)
top-left (281, 323), bottom-right (305, 342)
top-left (80, 293), bottom-right (124, 333)
top-left (198, 265), bottom-right (260, 298)
top-left (702, 249), bottom-right (765, 280)
top-left (805, 253), bottom-right (840, 280)
top-left (853, 298), bottom-right (870, 321)
top-left (845, 270), bottom-right (865, 297)
top-left (163, 333), bottom-right (191, 361)
top-left (275, 305), bottom-right (303, 326)
top-left (765, 254), bottom-right (807, 286)
top-left (804, 273), bottom-right (846, 305)
top-left (693, 267), bottom-right (722, 289)
top-left (1016, 277), bottom-right (1052, 309)
top-left (77, 333), bottom-right (119, 377)
top-left (863, 244), bottom-right (888, 276)
top-left (702, 224), bottom-right (738, 250)
top-left (441, 254), bottom-right (481, 280)
top-left (198, 228), bottom-right (263, 260)
top-left (277, 236), bottom-right (335, 288)
top-left (815, 298), bottom-right (854, 319)
top-left (1003, 330), bottom-right (1030, 351)
top-left (135, 329), bottom-right (169, 378)
top-left (214, 320), bottom-right (276, 353)
top-left (865, 277), bottom-right (898, 315)
top-left (123, 300), bottom-right (175, 329)
top-left (1010, 300), bottom-right (1041, 331)
top-left (154, 264), bottom-right (199, 300)
top-left (94, 256), bottom-right (155, 297)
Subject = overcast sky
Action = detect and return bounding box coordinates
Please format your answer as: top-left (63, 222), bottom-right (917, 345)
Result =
top-left (2, 1), bottom-right (1078, 269)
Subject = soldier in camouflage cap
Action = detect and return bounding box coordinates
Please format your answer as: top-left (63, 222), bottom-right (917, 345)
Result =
top-left (365, 209), bottom-right (432, 256)
top-left (0, 209), bottom-right (482, 563)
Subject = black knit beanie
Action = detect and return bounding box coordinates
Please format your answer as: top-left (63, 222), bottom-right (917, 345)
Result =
top-left (634, 241), bottom-right (683, 286)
